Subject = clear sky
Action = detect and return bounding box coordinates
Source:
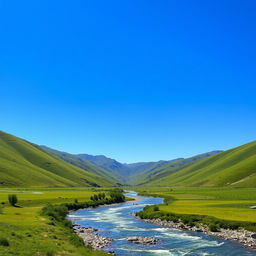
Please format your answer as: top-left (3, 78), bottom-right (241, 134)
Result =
top-left (0, 0), bottom-right (255, 163)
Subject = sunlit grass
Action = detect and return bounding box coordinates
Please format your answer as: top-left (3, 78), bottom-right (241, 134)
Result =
top-left (134, 187), bottom-right (256, 222)
top-left (0, 187), bottom-right (110, 256)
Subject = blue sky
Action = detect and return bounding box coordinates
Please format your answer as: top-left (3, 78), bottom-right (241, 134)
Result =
top-left (0, 0), bottom-right (255, 163)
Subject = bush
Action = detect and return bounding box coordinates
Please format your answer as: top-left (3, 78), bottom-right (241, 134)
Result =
top-left (0, 238), bottom-right (9, 246)
top-left (8, 194), bottom-right (18, 206)
top-left (109, 190), bottom-right (125, 203)
top-left (153, 206), bottom-right (159, 211)
top-left (209, 224), bottom-right (220, 232)
top-left (41, 204), bottom-right (68, 222)
top-left (46, 251), bottom-right (55, 256)
top-left (69, 234), bottom-right (84, 247)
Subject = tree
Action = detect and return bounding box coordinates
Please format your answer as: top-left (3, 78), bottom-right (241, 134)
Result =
top-left (109, 190), bottom-right (125, 203)
top-left (8, 194), bottom-right (18, 206)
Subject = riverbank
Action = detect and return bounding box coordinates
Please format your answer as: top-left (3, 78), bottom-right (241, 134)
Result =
top-left (66, 191), bottom-right (256, 256)
top-left (135, 214), bottom-right (256, 250)
top-left (0, 188), bottom-right (111, 256)
top-left (73, 225), bottom-right (113, 250)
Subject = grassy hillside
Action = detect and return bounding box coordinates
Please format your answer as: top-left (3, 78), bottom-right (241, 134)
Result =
top-left (41, 146), bottom-right (122, 184)
top-left (130, 151), bottom-right (222, 185)
top-left (0, 131), bottom-right (115, 187)
top-left (145, 141), bottom-right (256, 187)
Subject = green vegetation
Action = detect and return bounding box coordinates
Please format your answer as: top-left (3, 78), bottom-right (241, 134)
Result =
top-left (0, 187), bottom-right (124, 256)
top-left (0, 131), bottom-right (115, 187)
top-left (143, 141), bottom-right (256, 187)
top-left (129, 151), bottom-right (221, 185)
top-left (41, 146), bottom-right (122, 184)
top-left (8, 194), bottom-right (18, 207)
top-left (0, 238), bottom-right (9, 247)
top-left (1, 130), bottom-right (256, 254)
top-left (135, 186), bottom-right (256, 232)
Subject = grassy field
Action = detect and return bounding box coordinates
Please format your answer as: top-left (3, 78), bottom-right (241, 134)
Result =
top-left (0, 187), bottom-right (111, 256)
top-left (135, 187), bottom-right (256, 223)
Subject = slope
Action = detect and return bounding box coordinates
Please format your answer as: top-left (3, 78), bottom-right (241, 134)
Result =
top-left (77, 154), bottom-right (130, 183)
top-left (146, 141), bottom-right (256, 187)
top-left (0, 131), bottom-right (115, 187)
top-left (41, 146), bottom-right (122, 184)
top-left (130, 151), bottom-right (222, 185)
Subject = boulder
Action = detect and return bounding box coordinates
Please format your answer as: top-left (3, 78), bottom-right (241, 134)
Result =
top-left (127, 236), bottom-right (159, 245)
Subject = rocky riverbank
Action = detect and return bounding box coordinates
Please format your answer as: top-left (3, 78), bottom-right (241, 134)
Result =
top-left (73, 225), bottom-right (113, 251)
top-left (135, 215), bottom-right (256, 250)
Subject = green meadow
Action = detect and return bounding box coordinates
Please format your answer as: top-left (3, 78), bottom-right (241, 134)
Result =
top-left (0, 187), bottom-right (110, 256)
top-left (135, 187), bottom-right (256, 223)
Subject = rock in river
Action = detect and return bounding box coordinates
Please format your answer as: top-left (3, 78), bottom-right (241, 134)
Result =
top-left (127, 236), bottom-right (159, 245)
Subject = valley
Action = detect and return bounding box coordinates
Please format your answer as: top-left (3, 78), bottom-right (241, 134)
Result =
top-left (0, 130), bottom-right (256, 255)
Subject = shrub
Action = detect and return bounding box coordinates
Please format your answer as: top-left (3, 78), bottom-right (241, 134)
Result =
top-left (0, 238), bottom-right (9, 246)
top-left (69, 234), bottom-right (84, 247)
top-left (153, 206), bottom-right (159, 211)
top-left (209, 224), bottom-right (220, 232)
top-left (109, 190), bottom-right (125, 203)
top-left (41, 204), bottom-right (68, 222)
top-left (8, 194), bottom-right (18, 206)
top-left (46, 251), bottom-right (55, 256)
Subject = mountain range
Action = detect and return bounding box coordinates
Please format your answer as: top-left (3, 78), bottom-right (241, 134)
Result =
top-left (0, 130), bottom-right (256, 188)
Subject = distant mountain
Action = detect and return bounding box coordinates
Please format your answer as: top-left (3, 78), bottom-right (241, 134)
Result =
top-left (127, 151), bottom-right (223, 185)
top-left (77, 154), bottom-right (130, 182)
top-left (41, 146), bottom-right (122, 184)
top-left (3, 130), bottom-right (255, 188)
top-left (0, 131), bottom-right (115, 187)
top-left (42, 146), bottom-right (223, 185)
top-left (144, 141), bottom-right (256, 187)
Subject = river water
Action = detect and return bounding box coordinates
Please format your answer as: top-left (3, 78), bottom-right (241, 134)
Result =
top-left (68, 191), bottom-right (256, 256)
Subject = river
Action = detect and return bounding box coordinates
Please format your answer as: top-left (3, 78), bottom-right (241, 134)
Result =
top-left (68, 191), bottom-right (256, 256)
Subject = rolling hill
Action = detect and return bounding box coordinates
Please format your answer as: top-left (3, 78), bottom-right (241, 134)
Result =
top-left (41, 146), bottom-right (122, 184)
top-left (2, 129), bottom-right (254, 188)
top-left (41, 146), bottom-right (223, 186)
top-left (145, 141), bottom-right (256, 187)
top-left (129, 151), bottom-right (222, 185)
top-left (0, 131), bottom-right (116, 187)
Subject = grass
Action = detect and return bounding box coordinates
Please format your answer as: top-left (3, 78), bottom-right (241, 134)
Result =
top-left (134, 187), bottom-right (256, 225)
top-left (142, 141), bottom-right (256, 187)
top-left (0, 187), bottom-right (115, 256)
top-left (0, 131), bottom-right (115, 187)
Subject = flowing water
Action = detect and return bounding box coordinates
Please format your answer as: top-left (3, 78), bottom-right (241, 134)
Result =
top-left (68, 191), bottom-right (256, 256)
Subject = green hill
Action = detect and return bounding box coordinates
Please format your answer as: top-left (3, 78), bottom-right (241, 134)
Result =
top-left (145, 141), bottom-right (256, 187)
top-left (129, 151), bottom-right (221, 185)
top-left (0, 131), bottom-right (116, 187)
top-left (41, 146), bottom-right (122, 184)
